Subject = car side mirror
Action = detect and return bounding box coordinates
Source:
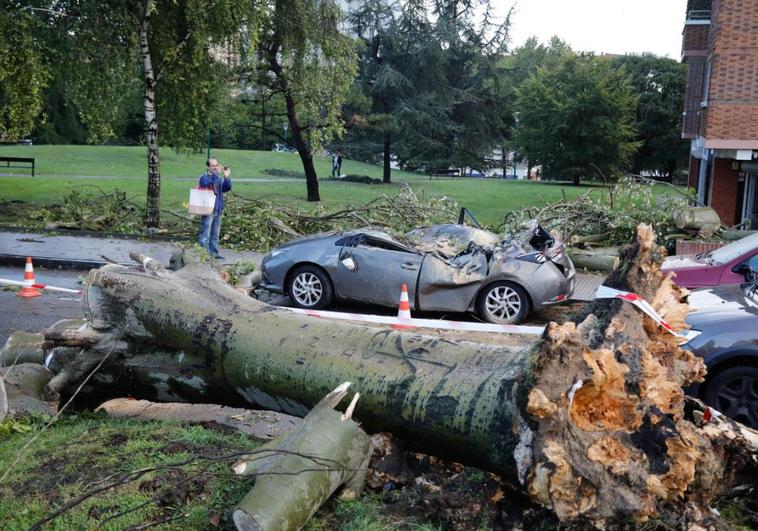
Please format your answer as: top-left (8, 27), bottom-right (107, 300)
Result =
top-left (733, 263), bottom-right (752, 275)
top-left (341, 256), bottom-right (357, 271)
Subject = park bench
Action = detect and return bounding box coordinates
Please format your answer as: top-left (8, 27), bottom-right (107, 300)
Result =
top-left (0, 156), bottom-right (35, 176)
top-left (428, 168), bottom-right (460, 180)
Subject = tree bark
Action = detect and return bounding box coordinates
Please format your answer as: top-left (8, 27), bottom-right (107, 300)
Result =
top-left (673, 207), bottom-right (721, 238)
top-left (566, 246), bottom-right (620, 273)
top-left (33, 226), bottom-right (758, 528)
top-left (139, 0), bottom-right (161, 228)
top-left (383, 132), bottom-right (391, 184)
top-left (232, 383), bottom-right (372, 531)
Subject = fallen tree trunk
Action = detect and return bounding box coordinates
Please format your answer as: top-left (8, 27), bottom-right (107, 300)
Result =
top-left (567, 246), bottom-right (619, 272)
top-left (33, 226), bottom-right (757, 527)
top-left (232, 382), bottom-right (372, 531)
top-left (673, 207), bottom-right (721, 238)
top-left (96, 398), bottom-right (300, 441)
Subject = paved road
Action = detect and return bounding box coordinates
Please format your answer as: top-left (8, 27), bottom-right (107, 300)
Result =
top-left (0, 267), bottom-right (84, 345)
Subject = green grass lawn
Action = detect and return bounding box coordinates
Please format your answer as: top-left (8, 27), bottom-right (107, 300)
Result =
top-left (0, 145), bottom-right (606, 226)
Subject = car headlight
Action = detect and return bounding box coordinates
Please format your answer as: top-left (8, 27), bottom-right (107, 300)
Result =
top-left (268, 248), bottom-right (284, 258)
top-left (680, 329), bottom-right (702, 344)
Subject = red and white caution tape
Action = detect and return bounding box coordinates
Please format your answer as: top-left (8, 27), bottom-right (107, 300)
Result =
top-left (595, 285), bottom-right (683, 337)
top-left (282, 306), bottom-right (546, 335)
top-left (0, 278), bottom-right (82, 294)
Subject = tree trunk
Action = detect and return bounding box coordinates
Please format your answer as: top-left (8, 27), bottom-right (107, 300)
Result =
top-left (34, 227), bottom-right (758, 528)
top-left (284, 93), bottom-right (320, 202)
top-left (139, 0), bottom-right (161, 228)
top-left (266, 30), bottom-right (320, 202)
top-left (383, 132), bottom-right (391, 184)
top-left (232, 383), bottom-right (372, 531)
top-left (673, 207), bottom-right (722, 238)
top-left (566, 246), bottom-right (620, 273)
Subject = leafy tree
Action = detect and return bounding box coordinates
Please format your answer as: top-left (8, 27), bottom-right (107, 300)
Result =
top-left (0, 8), bottom-right (48, 141)
top-left (514, 52), bottom-right (639, 185)
top-left (342, 0), bottom-right (511, 181)
top-left (611, 54), bottom-right (688, 179)
top-left (1, 0), bottom-right (252, 228)
top-left (250, 0), bottom-right (357, 201)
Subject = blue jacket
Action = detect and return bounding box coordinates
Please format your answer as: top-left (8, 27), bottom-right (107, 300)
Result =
top-left (198, 171), bottom-right (232, 214)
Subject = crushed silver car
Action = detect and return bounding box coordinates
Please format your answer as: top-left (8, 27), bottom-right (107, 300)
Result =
top-left (260, 221), bottom-right (575, 324)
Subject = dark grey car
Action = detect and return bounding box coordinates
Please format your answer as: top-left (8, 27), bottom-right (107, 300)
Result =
top-left (260, 224), bottom-right (575, 324)
top-left (684, 282), bottom-right (758, 428)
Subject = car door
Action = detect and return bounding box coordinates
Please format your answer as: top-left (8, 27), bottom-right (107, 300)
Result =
top-left (333, 239), bottom-right (423, 308)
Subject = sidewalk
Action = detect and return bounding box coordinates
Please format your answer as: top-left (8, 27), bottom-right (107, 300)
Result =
top-left (0, 230), bottom-right (263, 270)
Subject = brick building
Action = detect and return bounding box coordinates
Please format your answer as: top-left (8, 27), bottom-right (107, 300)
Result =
top-left (681, 0), bottom-right (758, 227)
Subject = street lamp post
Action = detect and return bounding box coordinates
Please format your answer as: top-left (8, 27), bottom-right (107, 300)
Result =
top-left (283, 122), bottom-right (288, 148)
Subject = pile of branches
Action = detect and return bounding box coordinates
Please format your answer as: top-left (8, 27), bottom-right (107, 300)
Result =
top-left (30, 187), bottom-right (144, 233)
top-left (219, 185), bottom-right (459, 251)
top-left (501, 177), bottom-right (689, 248)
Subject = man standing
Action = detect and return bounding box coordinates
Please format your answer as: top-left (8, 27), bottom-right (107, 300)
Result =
top-left (336, 152), bottom-right (342, 177)
top-left (198, 158), bottom-right (232, 259)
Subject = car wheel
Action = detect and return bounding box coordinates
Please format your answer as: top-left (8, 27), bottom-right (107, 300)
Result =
top-left (702, 366), bottom-right (758, 429)
top-left (287, 265), bottom-right (334, 310)
top-left (476, 281), bottom-right (530, 325)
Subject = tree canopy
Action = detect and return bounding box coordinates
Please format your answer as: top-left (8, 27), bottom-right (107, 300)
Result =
top-left (514, 51), bottom-right (640, 185)
top-left (611, 54), bottom-right (689, 179)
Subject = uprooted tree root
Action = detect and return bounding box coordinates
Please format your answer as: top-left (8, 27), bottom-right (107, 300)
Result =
top-left (523, 224), bottom-right (757, 527)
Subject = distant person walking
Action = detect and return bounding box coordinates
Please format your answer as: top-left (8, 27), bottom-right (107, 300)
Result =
top-left (332, 152), bottom-right (343, 178)
top-left (198, 158), bottom-right (232, 259)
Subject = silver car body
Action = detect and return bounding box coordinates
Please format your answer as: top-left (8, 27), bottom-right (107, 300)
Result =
top-left (260, 224), bottom-right (575, 314)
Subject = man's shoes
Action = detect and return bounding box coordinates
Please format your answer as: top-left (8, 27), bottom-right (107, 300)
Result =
top-left (214, 255), bottom-right (225, 260)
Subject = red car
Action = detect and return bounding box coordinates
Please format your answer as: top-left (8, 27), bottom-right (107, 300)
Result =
top-left (663, 233), bottom-right (758, 289)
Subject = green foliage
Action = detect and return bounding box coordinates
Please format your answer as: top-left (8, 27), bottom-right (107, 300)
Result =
top-left (0, 9), bottom-right (49, 141)
top-left (31, 187), bottom-right (144, 232)
top-left (225, 259), bottom-right (256, 284)
top-left (341, 0), bottom-right (513, 176)
top-left (515, 52), bottom-right (640, 185)
top-left (220, 186), bottom-right (459, 250)
top-left (502, 176), bottom-right (688, 246)
top-left (254, 0), bottom-right (358, 151)
top-left (610, 54), bottom-right (689, 178)
top-left (0, 419), bottom-right (33, 439)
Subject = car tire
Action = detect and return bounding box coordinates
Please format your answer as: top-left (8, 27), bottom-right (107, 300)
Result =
top-left (702, 365), bottom-right (758, 429)
top-left (476, 281), bottom-right (531, 325)
top-left (287, 265), bottom-right (334, 310)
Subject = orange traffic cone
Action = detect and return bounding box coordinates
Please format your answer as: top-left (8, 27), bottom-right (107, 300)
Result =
top-left (17, 257), bottom-right (42, 298)
top-left (392, 283), bottom-right (414, 330)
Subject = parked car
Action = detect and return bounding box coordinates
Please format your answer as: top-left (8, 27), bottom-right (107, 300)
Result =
top-left (683, 282), bottom-right (758, 428)
top-left (260, 223), bottom-right (575, 324)
top-left (663, 232), bottom-right (758, 289)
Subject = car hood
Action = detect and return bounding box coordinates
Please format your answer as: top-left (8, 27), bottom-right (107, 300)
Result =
top-left (663, 255), bottom-right (705, 270)
top-left (686, 283), bottom-right (758, 329)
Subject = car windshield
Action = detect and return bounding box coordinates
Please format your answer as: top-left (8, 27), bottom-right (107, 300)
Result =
top-left (702, 233), bottom-right (758, 265)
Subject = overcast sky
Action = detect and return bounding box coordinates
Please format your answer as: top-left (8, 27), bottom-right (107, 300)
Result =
top-left (501, 0), bottom-right (688, 58)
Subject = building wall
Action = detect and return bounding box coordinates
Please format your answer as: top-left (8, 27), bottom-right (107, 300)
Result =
top-left (710, 157), bottom-right (740, 225)
top-left (704, 0), bottom-right (758, 141)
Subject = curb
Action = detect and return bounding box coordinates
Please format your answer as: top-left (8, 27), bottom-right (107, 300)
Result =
top-left (0, 254), bottom-right (108, 271)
